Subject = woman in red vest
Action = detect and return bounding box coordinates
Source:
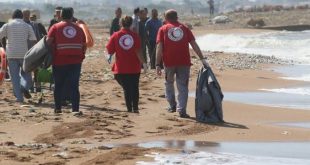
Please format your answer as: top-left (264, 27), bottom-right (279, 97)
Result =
top-left (47, 8), bottom-right (86, 113)
top-left (106, 16), bottom-right (146, 113)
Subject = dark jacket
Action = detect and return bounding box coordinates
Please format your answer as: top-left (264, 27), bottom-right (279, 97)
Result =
top-left (110, 17), bottom-right (120, 36)
top-left (48, 18), bottom-right (59, 31)
top-left (32, 22), bottom-right (47, 40)
top-left (195, 65), bottom-right (224, 123)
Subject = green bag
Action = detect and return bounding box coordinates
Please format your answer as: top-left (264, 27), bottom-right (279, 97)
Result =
top-left (37, 68), bottom-right (53, 83)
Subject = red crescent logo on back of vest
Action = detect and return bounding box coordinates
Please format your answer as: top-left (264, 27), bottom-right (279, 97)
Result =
top-left (168, 27), bottom-right (184, 42)
top-left (63, 26), bottom-right (77, 38)
top-left (119, 34), bottom-right (134, 50)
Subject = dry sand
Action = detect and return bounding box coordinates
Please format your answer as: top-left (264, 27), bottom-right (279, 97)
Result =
top-left (0, 25), bottom-right (309, 165)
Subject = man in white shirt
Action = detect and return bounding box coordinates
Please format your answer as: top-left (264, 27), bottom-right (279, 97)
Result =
top-left (131, 7), bottom-right (140, 34)
top-left (0, 9), bottom-right (37, 103)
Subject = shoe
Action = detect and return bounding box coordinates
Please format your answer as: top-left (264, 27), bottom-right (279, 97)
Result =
top-left (21, 88), bottom-right (32, 99)
top-left (16, 100), bottom-right (24, 105)
top-left (5, 72), bottom-right (10, 79)
top-left (179, 113), bottom-right (190, 118)
top-left (167, 106), bottom-right (176, 113)
top-left (133, 109), bottom-right (139, 113)
top-left (36, 87), bottom-right (42, 93)
top-left (4, 73), bottom-right (10, 82)
top-left (73, 111), bottom-right (83, 116)
top-left (54, 109), bottom-right (62, 113)
top-left (29, 87), bottom-right (34, 93)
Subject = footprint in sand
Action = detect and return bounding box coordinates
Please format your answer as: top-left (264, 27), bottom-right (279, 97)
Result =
top-left (122, 125), bottom-right (134, 128)
top-left (166, 117), bottom-right (180, 122)
top-left (31, 151), bottom-right (45, 156)
top-left (158, 94), bottom-right (166, 98)
top-left (157, 126), bottom-right (173, 130)
top-left (145, 130), bottom-right (162, 134)
top-left (173, 123), bottom-right (186, 127)
top-left (147, 98), bottom-right (158, 102)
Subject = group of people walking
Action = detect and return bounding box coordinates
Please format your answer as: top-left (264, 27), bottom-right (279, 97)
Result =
top-left (110, 7), bottom-right (163, 70)
top-left (1, 6), bottom-right (209, 119)
top-left (107, 8), bottom-right (208, 117)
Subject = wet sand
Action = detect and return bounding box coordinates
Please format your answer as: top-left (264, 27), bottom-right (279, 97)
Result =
top-left (0, 27), bottom-right (310, 164)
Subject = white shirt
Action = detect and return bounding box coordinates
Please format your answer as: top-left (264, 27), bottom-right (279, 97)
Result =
top-left (131, 14), bottom-right (140, 34)
top-left (0, 19), bottom-right (36, 59)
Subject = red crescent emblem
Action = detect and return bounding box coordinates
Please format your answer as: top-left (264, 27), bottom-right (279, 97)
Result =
top-left (119, 34), bottom-right (134, 50)
top-left (123, 38), bottom-right (129, 46)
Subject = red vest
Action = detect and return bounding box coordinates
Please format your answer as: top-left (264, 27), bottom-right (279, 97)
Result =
top-left (53, 22), bottom-right (85, 65)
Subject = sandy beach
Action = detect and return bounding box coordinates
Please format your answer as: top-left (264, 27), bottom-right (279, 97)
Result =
top-left (1, 22), bottom-right (310, 164)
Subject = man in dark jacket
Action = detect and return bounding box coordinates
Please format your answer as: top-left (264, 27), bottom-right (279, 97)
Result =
top-left (30, 14), bottom-right (47, 40)
top-left (48, 6), bottom-right (62, 31)
top-left (139, 8), bottom-right (148, 64)
top-left (110, 7), bottom-right (122, 36)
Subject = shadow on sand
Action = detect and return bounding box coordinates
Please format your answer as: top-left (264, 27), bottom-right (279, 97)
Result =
top-left (209, 121), bottom-right (249, 129)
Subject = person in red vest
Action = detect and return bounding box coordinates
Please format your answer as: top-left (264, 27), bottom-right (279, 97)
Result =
top-left (47, 8), bottom-right (86, 113)
top-left (156, 9), bottom-right (208, 118)
top-left (106, 16), bottom-right (146, 113)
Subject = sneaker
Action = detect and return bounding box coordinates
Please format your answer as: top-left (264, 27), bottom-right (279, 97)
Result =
top-left (133, 110), bottom-right (139, 113)
top-left (21, 88), bottom-right (32, 99)
top-left (167, 106), bottom-right (176, 113)
top-left (73, 111), bottom-right (83, 117)
top-left (179, 113), bottom-right (190, 118)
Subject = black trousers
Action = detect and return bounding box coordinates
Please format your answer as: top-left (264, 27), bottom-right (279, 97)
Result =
top-left (115, 74), bottom-right (140, 112)
top-left (148, 40), bottom-right (163, 69)
top-left (148, 41), bottom-right (156, 69)
top-left (53, 64), bottom-right (81, 112)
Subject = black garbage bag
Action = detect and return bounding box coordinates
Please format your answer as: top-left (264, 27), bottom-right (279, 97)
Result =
top-left (195, 65), bottom-right (224, 123)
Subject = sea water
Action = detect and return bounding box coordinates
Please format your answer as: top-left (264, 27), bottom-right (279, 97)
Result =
top-left (196, 30), bottom-right (310, 63)
top-left (135, 141), bottom-right (310, 165)
top-left (137, 152), bottom-right (310, 165)
top-left (197, 31), bottom-right (310, 109)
